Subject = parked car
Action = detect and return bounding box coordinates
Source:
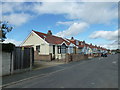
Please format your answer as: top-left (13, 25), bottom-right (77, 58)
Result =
top-left (101, 53), bottom-right (107, 57)
top-left (101, 53), bottom-right (104, 57)
top-left (104, 53), bottom-right (107, 57)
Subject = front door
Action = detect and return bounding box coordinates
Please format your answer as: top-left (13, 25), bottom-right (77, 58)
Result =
top-left (53, 45), bottom-right (55, 59)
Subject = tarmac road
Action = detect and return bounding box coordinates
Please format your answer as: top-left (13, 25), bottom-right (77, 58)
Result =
top-left (4, 54), bottom-right (118, 88)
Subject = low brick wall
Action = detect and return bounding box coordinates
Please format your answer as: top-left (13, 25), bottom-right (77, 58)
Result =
top-left (65, 54), bottom-right (88, 62)
top-left (34, 51), bottom-right (52, 61)
top-left (93, 53), bottom-right (101, 57)
top-left (87, 54), bottom-right (94, 58)
top-left (65, 54), bottom-right (72, 62)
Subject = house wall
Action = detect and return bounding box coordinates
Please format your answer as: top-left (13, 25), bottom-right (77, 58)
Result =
top-left (49, 44), bottom-right (53, 54)
top-left (49, 44), bottom-right (54, 59)
top-left (55, 45), bottom-right (66, 59)
top-left (22, 32), bottom-right (49, 55)
top-left (88, 48), bottom-right (93, 54)
top-left (68, 46), bottom-right (73, 54)
top-left (0, 52), bottom-right (11, 76)
top-left (34, 43), bottom-right (67, 60)
top-left (82, 47), bottom-right (86, 54)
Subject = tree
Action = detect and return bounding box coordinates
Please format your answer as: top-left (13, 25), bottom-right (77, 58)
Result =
top-left (0, 21), bottom-right (13, 42)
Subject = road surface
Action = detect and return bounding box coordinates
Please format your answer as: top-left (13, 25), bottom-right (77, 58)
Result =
top-left (4, 54), bottom-right (118, 88)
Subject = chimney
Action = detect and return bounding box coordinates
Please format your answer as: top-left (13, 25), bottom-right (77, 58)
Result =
top-left (83, 40), bottom-right (85, 44)
top-left (47, 30), bottom-right (52, 35)
top-left (90, 43), bottom-right (92, 46)
top-left (71, 37), bottom-right (74, 40)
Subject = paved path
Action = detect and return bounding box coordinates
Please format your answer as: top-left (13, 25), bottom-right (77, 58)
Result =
top-left (3, 54), bottom-right (118, 88)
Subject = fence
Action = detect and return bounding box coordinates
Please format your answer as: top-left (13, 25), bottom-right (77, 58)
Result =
top-left (13, 47), bottom-right (34, 73)
top-left (1, 43), bottom-right (34, 76)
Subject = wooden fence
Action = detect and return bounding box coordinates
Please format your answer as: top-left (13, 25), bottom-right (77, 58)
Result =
top-left (13, 47), bottom-right (34, 71)
top-left (1, 43), bottom-right (34, 76)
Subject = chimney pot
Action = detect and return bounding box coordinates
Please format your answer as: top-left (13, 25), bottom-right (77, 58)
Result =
top-left (71, 37), bottom-right (74, 40)
top-left (83, 40), bottom-right (85, 44)
top-left (47, 30), bottom-right (52, 35)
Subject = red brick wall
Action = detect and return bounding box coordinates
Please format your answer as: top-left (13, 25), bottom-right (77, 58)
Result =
top-left (93, 53), bottom-right (101, 57)
top-left (34, 51), bottom-right (52, 61)
top-left (65, 54), bottom-right (88, 62)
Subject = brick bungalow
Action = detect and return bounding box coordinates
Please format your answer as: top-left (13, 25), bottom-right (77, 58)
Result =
top-left (21, 30), bottom-right (109, 61)
top-left (21, 30), bottom-right (72, 61)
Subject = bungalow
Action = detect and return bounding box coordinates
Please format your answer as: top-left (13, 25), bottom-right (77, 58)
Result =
top-left (84, 43), bottom-right (93, 55)
top-left (21, 30), bottom-right (70, 60)
top-left (102, 48), bottom-right (108, 54)
top-left (66, 38), bottom-right (93, 55)
top-left (21, 30), bottom-right (109, 61)
top-left (66, 38), bottom-right (86, 54)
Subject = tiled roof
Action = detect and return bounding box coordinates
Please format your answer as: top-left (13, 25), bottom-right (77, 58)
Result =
top-left (32, 30), bottom-right (70, 45)
top-left (32, 30), bottom-right (108, 50)
top-left (85, 43), bottom-right (90, 47)
top-left (67, 39), bottom-right (85, 48)
top-left (67, 39), bottom-right (76, 45)
top-left (78, 44), bottom-right (85, 48)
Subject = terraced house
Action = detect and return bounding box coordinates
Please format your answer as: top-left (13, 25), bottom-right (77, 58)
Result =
top-left (21, 30), bottom-right (108, 61)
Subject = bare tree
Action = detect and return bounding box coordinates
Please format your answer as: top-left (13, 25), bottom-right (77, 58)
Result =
top-left (0, 21), bottom-right (13, 42)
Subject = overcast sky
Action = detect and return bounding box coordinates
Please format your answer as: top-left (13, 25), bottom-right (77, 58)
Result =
top-left (1, 0), bottom-right (119, 50)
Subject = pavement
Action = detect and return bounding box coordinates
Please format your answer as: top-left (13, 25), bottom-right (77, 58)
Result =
top-left (2, 60), bottom-right (65, 87)
top-left (33, 60), bottom-right (65, 70)
top-left (2, 54), bottom-right (118, 88)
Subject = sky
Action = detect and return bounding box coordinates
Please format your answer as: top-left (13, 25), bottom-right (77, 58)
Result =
top-left (1, 0), bottom-right (119, 50)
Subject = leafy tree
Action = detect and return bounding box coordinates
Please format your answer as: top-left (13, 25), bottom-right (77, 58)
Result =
top-left (0, 21), bottom-right (13, 42)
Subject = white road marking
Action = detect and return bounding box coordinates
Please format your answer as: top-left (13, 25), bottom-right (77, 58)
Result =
top-left (112, 61), bottom-right (117, 64)
top-left (60, 86), bottom-right (64, 88)
top-left (91, 82), bottom-right (95, 85)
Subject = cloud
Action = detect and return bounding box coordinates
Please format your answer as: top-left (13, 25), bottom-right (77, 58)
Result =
top-left (2, 2), bottom-right (17, 14)
top-left (2, 2), bottom-right (33, 26)
top-left (89, 30), bottom-right (119, 41)
top-left (98, 40), bottom-right (119, 50)
top-left (2, 0), bottom-right (119, 2)
top-left (56, 22), bottom-right (89, 37)
top-left (80, 0), bottom-right (119, 2)
top-left (100, 44), bottom-right (118, 50)
top-left (3, 38), bottom-right (22, 46)
top-left (3, 13), bottom-right (32, 26)
top-left (2, 2), bottom-right (118, 26)
top-left (33, 2), bottom-right (118, 24)
top-left (56, 21), bottom-right (74, 26)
